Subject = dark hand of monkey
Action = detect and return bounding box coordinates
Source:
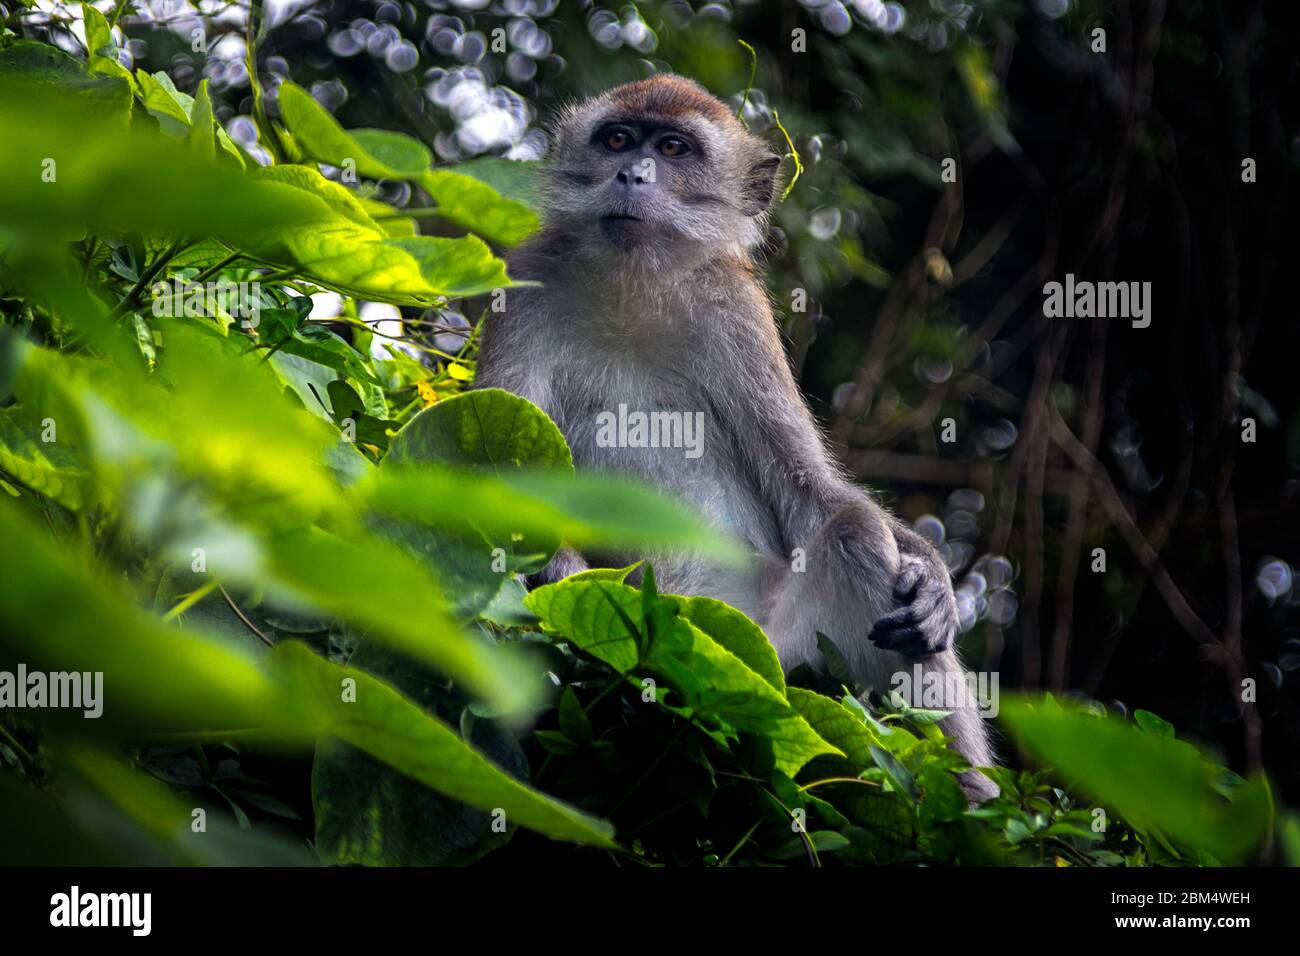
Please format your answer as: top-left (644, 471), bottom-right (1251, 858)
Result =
top-left (867, 560), bottom-right (959, 658)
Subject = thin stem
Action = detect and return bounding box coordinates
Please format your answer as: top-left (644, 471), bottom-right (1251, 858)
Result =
top-left (219, 586), bottom-right (274, 647)
top-left (719, 817), bottom-right (764, 866)
top-left (108, 238), bottom-right (189, 322)
top-left (798, 776), bottom-right (883, 793)
top-left (193, 251), bottom-right (244, 284)
top-left (736, 40), bottom-right (757, 121)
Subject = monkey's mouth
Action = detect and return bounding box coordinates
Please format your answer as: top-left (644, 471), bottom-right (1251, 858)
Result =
top-left (598, 211), bottom-right (658, 249)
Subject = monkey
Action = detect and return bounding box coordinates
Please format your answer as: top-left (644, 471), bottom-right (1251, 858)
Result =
top-left (473, 74), bottom-right (997, 802)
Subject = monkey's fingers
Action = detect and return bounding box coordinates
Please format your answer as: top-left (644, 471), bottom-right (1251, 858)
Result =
top-left (893, 561), bottom-right (926, 601)
top-left (869, 606), bottom-right (947, 658)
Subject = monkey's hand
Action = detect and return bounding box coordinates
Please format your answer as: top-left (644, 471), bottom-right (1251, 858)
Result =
top-left (868, 560), bottom-right (958, 659)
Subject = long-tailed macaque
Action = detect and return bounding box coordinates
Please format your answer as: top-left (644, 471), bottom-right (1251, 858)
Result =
top-left (474, 75), bottom-right (996, 800)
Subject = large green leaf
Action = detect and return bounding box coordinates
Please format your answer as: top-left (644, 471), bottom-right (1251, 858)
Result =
top-left (387, 389), bottom-right (572, 471)
top-left (999, 696), bottom-right (1273, 863)
top-left (277, 81), bottom-right (426, 180)
top-left (671, 596), bottom-right (784, 692)
top-left (282, 641), bottom-right (617, 851)
top-left (185, 78), bottom-right (216, 158)
top-left (363, 466), bottom-right (743, 561)
top-left (276, 82), bottom-right (537, 246)
top-left (524, 578), bottom-right (641, 673)
top-left (645, 613), bottom-right (840, 776)
top-left (264, 527), bottom-right (537, 715)
top-left (385, 235), bottom-right (511, 297)
top-left (419, 168), bottom-right (539, 247)
top-left (0, 500), bottom-right (308, 736)
top-left (0, 40), bottom-right (131, 120)
top-left (0, 82), bottom-right (326, 244)
top-left (788, 687), bottom-right (884, 769)
top-left (525, 577), bottom-right (840, 776)
top-left (350, 128), bottom-right (433, 177)
top-left (446, 158), bottom-right (544, 211)
top-left (311, 638), bottom-right (529, 865)
top-left (0, 500), bottom-right (608, 852)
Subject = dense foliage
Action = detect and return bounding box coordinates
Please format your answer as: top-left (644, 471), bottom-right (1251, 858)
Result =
top-left (0, 0), bottom-right (1293, 866)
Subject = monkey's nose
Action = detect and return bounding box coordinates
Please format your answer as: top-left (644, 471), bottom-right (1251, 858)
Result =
top-left (614, 161), bottom-right (653, 194)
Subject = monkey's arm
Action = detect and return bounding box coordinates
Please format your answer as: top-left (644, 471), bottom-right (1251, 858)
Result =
top-left (726, 284), bottom-right (956, 660)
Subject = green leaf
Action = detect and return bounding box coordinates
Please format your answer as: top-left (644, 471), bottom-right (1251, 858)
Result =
top-left (0, 407), bottom-right (93, 509)
top-left (769, 830), bottom-right (851, 859)
top-left (558, 687), bottom-right (593, 744)
top-left (376, 389), bottom-right (572, 617)
top-left (869, 744), bottom-right (918, 800)
top-left (447, 157), bottom-right (544, 210)
top-left (80, 2), bottom-right (135, 90)
top-left (282, 641), bottom-right (617, 852)
top-left (185, 78), bottom-right (216, 157)
top-left (274, 83), bottom-right (536, 246)
top-left (0, 83), bottom-right (331, 248)
top-left (788, 687), bottom-right (883, 769)
top-left (526, 577), bottom-right (840, 776)
top-left (672, 596), bottom-right (785, 693)
top-left (524, 579), bottom-right (641, 673)
top-left (388, 389), bottom-right (573, 472)
top-left (136, 70), bottom-right (190, 132)
top-left (0, 500), bottom-right (310, 736)
top-left (364, 468), bottom-right (743, 562)
top-left (420, 168), bottom-right (539, 247)
top-left (385, 235), bottom-right (511, 298)
top-left (0, 41), bottom-right (131, 122)
top-left (255, 164), bottom-right (384, 231)
top-left (311, 637), bottom-right (531, 865)
top-left (264, 527), bottom-right (537, 715)
top-left (277, 81), bottom-right (425, 180)
top-left (999, 696), bottom-right (1273, 863)
top-left (349, 128), bottom-right (433, 176)
top-left (136, 71), bottom-right (245, 168)
top-left (565, 563), bottom-right (641, 584)
top-left (1133, 709), bottom-right (1175, 738)
top-left (816, 631), bottom-right (854, 687)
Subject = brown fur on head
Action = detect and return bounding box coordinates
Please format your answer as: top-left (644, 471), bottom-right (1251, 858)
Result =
top-left (541, 74), bottom-right (782, 264)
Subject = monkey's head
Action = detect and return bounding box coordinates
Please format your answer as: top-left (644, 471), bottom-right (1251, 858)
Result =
top-left (544, 74), bottom-right (782, 261)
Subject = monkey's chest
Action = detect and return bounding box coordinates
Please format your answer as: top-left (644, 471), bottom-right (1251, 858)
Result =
top-left (552, 363), bottom-right (773, 547)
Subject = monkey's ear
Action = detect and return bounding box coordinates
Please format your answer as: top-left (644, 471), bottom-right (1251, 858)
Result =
top-left (741, 154), bottom-right (782, 217)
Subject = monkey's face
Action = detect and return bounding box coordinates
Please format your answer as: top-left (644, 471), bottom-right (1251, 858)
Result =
top-left (545, 76), bottom-right (782, 261)
top-left (588, 119), bottom-right (703, 250)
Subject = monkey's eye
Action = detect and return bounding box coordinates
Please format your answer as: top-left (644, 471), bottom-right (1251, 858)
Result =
top-left (604, 128), bottom-right (634, 152)
top-left (658, 136), bottom-right (691, 158)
